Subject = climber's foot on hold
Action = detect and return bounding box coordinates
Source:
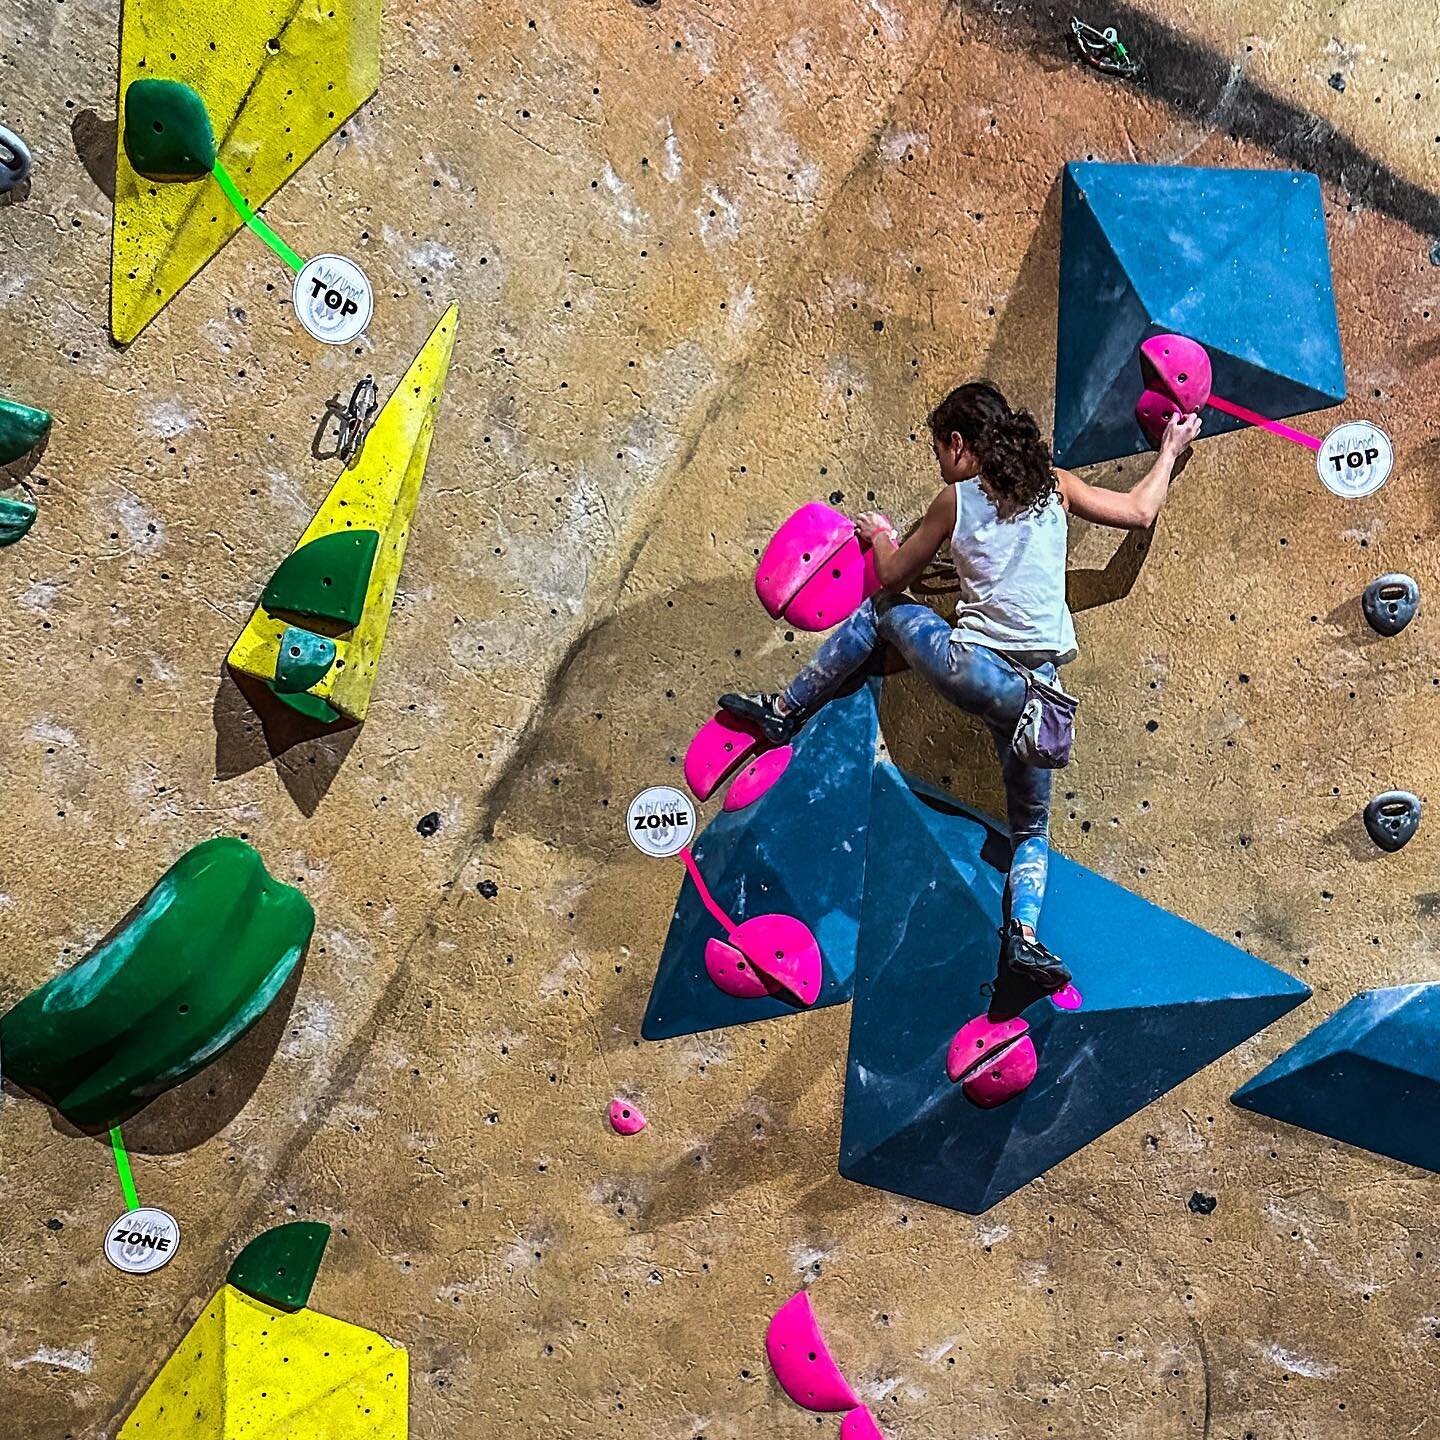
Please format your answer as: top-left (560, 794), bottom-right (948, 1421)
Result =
top-left (999, 920), bottom-right (1071, 995)
top-left (718, 691), bottom-right (799, 746)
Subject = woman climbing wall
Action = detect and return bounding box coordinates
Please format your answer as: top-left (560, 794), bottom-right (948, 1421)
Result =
top-left (720, 381), bottom-right (1201, 1004)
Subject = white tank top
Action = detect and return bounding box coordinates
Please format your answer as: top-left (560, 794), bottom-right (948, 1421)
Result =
top-left (949, 477), bottom-right (1078, 662)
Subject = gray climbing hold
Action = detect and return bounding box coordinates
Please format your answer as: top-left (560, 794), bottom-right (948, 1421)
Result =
top-left (1362, 573), bottom-right (1419, 636)
top-left (0, 124), bottom-right (31, 194)
top-left (1364, 791), bottom-right (1421, 852)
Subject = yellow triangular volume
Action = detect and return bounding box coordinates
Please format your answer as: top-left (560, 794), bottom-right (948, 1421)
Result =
top-left (119, 1295), bottom-right (227, 1437)
top-left (122, 1286), bottom-right (407, 1439)
top-left (227, 303), bottom-right (459, 723)
top-left (111, 0), bottom-right (381, 344)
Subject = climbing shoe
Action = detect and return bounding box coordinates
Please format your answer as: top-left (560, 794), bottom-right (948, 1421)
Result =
top-left (997, 920), bottom-right (1071, 995)
top-left (717, 691), bottom-right (799, 746)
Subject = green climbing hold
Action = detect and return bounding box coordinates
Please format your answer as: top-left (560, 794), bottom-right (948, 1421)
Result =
top-left (228, 1222), bottom-right (332, 1311)
top-left (0, 836), bottom-right (314, 1130)
top-left (272, 625), bottom-right (337, 694)
top-left (123, 77), bottom-right (217, 181)
top-left (0, 492), bottom-right (36, 545)
top-left (268, 685), bottom-right (344, 725)
top-left (261, 529), bottom-right (380, 629)
top-left (0, 396), bottom-right (52, 467)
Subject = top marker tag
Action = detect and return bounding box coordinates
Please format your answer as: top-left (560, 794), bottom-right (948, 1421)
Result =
top-left (294, 254), bottom-right (374, 345)
top-left (1316, 421), bottom-right (1393, 498)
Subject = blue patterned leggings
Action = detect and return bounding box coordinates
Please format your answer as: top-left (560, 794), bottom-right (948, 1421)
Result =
top-left (782, 595), bottom-right (1056, 930)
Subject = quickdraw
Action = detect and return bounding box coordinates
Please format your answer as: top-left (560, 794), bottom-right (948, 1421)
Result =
top-left (1069, 18), bottom-right (1142, 80)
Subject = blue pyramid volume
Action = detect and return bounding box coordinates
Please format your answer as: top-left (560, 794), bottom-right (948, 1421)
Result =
top-left (641, 680), bottom-right (879, 1041)
top-left (838, 762), bottom-right (1310, 1213)
top-left (1054, 161), bottom-right (1346, 467)
top-left (1232, 983), bottom-right (1440, 1175)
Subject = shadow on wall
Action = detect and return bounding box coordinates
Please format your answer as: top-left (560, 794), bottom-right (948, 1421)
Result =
top-left (213, 668), bottom-right (359, 817)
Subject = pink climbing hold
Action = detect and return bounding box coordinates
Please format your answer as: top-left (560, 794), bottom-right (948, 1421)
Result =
top-left (1134, 388), bottom-right (1183, 448)
top-left (684, 709), bottom-right (765, 801)
top-left (728, 912), bottom-right (823, 1007)
top-left (765, 1290), bottom-right (861, 1414)
top-left (946, 1012), bottom-right (1037, 1108)
top-left (1050, 982), bottom-right (1084, 1011)
top-left (1139, 333), bottom-right (1213, 413)
top-left (722, 745), bottom-right (793, 812)
top-left (608, 1100), bottom-right (647, 1135)
top-left (841, 1406), bottom-right (887, 1440)
top-left (783, 534), bottom-right (882, 632)
top-left (704, 936), bottom-right (774, 999)
top-left (755, 503), bottom-right (855, 620)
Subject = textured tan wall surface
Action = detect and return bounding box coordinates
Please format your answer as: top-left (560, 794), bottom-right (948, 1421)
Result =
top-left (2, 0), bottom-right (1439, 1435)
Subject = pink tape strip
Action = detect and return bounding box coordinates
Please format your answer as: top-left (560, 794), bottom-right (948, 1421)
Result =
top-left (679, 846), bottom-right (738, 934)
top-left (1207, 393), bottom-right (1321, 452)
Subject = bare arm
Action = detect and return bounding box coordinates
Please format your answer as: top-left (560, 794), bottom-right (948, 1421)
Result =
top-left (1058, 411), bottom-right (1202, 530)
top-left (857, 486), bottom-right (957, 593)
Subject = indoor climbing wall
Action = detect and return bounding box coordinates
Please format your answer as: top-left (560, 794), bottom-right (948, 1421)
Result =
top-left (3, 1), bottom-right (1440, 1437)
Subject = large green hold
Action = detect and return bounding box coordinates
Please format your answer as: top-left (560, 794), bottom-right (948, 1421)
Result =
top-left (0, 837), bottom-right (313, 1130)
top-left (228, 1221), bottom-right (332, 1311)
top-left (261, 529), bottom-right (380, 628)
top-left (0, 396), bottom-right (52, 467)
top-left (123, 77), bottom-right (217, 181)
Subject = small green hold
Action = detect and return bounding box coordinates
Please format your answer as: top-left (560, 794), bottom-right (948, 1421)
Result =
top-left (262, 529), bottom-right (380, 629)
top-left (272, 625), bottom-right (337, 694)
top-left (0, 396), bottom-right (52, 467)
top-left (0, 492), bottom-right (36, 546)
top-left (123, 78), bottom-right (217, 181)
top-left (228, 1222), bottom-right (331, 1311)
top-left (268, 685), bottom-right (343, 725)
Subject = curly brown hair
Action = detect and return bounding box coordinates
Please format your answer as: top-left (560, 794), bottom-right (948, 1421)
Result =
top-left (927, 381), bottom-right (1057, 515)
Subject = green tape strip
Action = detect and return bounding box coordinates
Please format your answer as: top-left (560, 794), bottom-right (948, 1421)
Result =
top-left (212, 160), bottom-right (306, 274)
top-left (110, 1126), bottom-right (140, 1213)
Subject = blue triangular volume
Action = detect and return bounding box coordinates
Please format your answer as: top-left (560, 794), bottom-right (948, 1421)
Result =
top-left (1053, 161), bottom-right (1346, 468)
top-left (641, 680), bottom-right (879, 1041)
top-left (1232, 983), bottom-right (1440, 1175)
top-left (838, 762), bottom-right (1310, 1214)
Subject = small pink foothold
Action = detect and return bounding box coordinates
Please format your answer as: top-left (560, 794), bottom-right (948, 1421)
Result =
top-left (729, 912), bottom-right (823, 1007)
top-left (1050, 982), bottom-right (1084, 1011)
top-left (946, 1012), bottom-right (1037, 1108)
top-left (704, 936), bottom-right (773, 999)
top-left (841, 1406), bottom-right (886, 1440)
top-left (608, 1100), bottom-right (647, 1136)
top-left (755, 503), bottom-right (855, 620)
top-left (1139, 333), bottom-right (1213, 413)
top-left (765, 1291), bottom-right (861, 1414)
top-left (684, 710), bottom-right (765, 801)
top-left (722, 745), bottom-right (793, 811)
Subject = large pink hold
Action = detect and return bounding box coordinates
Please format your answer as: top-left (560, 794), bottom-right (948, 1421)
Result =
top-left (1136, 333), bottom-right (1212, 446)
top-left (729, 913), bottom-right (822, 1006)
top-left (755, 503), bottom-right (881, 632)
top-left (841, 1407), bottom-right (886, 1440)
top-left (765, 1290), bottom-right (860, 1413)
top-left (608, 1100), bottom-right (647, 1135)
top-left (946, 1013), bottom-right (1037, 1108)
top-left (684, 710), bottom-right (765, 801)
top-left (1139, 333), bottom-right (1212, 412)
top-left (755, 503), bottom-right (855, 619)
top-left (722, 745), bottom-right (793, 812)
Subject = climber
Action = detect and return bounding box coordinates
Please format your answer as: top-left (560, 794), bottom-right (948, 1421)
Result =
top-left (721, 381), bottom-right (1200, 1000)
